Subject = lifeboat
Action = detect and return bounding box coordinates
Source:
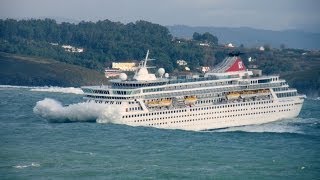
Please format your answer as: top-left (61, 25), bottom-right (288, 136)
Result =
top-left (226, 92), bottom-right (240, 100)
top-left (257, 89), bottom-right (270, 96)
top-left (240, 90), bottom-right (256, 99)
top-left (147, 100), bottom-right (159, 107)
top-left (184, 96), bottom-right (197, 104)
top-left (158, 99), bottom-right (172, 107)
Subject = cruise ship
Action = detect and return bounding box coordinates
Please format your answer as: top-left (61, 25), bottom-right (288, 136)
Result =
top-left (81, 51), bottom-right (305, 131)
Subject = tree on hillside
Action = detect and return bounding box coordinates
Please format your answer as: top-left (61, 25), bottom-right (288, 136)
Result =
top-left (0, 19), bottom-right (176, 71)
top-left (192, 32), bottom-right (218, 45)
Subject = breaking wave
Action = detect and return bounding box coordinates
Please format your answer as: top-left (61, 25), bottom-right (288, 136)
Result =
top-left (13, 162), bottom-right (40, 169)
top-left (0, 85), bottom-right (83, 94)
top-left (33, 98), bottom-right (121, 123)
top-left (0, 85), bottom-right (34, 89)
top-left (30, 86), bottom-right (83, 94)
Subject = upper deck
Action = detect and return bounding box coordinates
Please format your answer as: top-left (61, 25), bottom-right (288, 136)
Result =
top-left (81, 51), bottom-right (289, 98)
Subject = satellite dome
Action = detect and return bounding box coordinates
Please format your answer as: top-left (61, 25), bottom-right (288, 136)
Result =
top-left (158, 68), bottom-right (165, 77)
top-left (164, 73), bottom-right (169, 78)
top-left (119, 73), bottom-right (127, 81)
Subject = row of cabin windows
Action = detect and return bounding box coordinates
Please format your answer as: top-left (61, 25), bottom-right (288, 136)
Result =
top-left (143, 88), bottom-right (164, 93)
top-left (196, 99), bottom-right (219, 104)
top-left (192, 102), bottom-right (294, 112)
top-left (279, 109), bottom-right (292, 112)
top-left (277, 92), bottom-right (297, 98)
top-left (89, 100), bottom-right (122, 105)
top-left (251, 80), bottom-right (258, 84)
top-left (130, 109), bottom-right (279, 121)
top-left (128, 101), bottom-right (139, 104)
top-left (165, 81), bottom-right (235, 91)
top-left (83, 89), bottom-right (110, 94)
top-left (257, 79), bottom-right (271, 83)
top-left (144, 85), bottom-right (242, 99)
top-left (192, 100), bottom-right (274, 111)
top-left (128, 107), bottom-right (142, 111)
top-left (94, 90), bottom-right (109, 94)
top-left (192, 102), bottom-right (293, 113)
top-left (250, 77), bottom-right (278, 84)
top-left (124, 109), bottom-right (187, 118)
top-left (113, 90), bottom-right (130, 95)
top-left (123, 101), bottom-right (295, 119)
top-left (251, 103), bottom-right (294, 110)
top-left (132, 109), bottom-right (284, 125)
top-left (112, 82), bottom-right (166, 88)
top-left (86, 95), bottom-right (129, 100)
top-left (273, 87), bottom-right (289, 92)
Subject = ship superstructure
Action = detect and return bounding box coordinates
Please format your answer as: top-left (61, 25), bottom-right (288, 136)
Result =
top-left (81, 51), bottom-right (305, 131)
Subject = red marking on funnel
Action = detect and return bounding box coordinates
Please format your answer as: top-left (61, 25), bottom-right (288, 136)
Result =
top-left (226, 58), bottom-right (246, 72)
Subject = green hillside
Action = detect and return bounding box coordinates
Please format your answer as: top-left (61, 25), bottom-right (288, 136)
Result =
top-left (0, 52), bottom-right (108, 87)
top-left (0, 19), bottom-right (178, 71)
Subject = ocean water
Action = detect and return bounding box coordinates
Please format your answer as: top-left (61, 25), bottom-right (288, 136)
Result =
top-left (0, 86), bottom-right (319, 179)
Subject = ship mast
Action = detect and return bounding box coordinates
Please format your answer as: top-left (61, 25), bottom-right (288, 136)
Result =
top-left (143, 50), bottom-right (149, 67)
top-left (133, 50), bottom-right (157, 81)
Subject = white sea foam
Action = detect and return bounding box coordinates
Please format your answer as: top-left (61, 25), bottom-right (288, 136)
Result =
top-left (30, 86), bottom-right (83, 94)
top-left (71, 150), bottom-right (95, 156)
top-left (13, 162), bottom-right (40, 169)
top-left (96, 107), bottom-right (123, 124)
top-left (33, 98), bottom-right (121, 123)
top-left (0, 85), bottom-right (35, 89)
top-left (0, 85), bottom-right (84, 94)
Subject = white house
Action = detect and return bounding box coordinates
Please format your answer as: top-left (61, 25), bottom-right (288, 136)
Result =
top-left (176, 60), bottom-right (188, 66)
top-left (227, 43), bottom-right (234, 48)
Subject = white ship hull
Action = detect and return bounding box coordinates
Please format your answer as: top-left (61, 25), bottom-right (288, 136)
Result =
top-left (118, 96), bottom-right (304, 131)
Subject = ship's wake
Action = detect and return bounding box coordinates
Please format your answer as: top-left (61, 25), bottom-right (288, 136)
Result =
top-left (33, 98), bottom-right (121, 123)
top-left (213, 118), bottom-right (310, 134)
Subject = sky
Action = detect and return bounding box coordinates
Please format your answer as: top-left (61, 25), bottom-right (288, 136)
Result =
top-left (1, 0), bottom-right (319, 32)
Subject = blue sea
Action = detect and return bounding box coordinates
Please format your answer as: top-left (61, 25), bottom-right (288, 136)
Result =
top-left (0, 86), bottom-right (319, 179)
